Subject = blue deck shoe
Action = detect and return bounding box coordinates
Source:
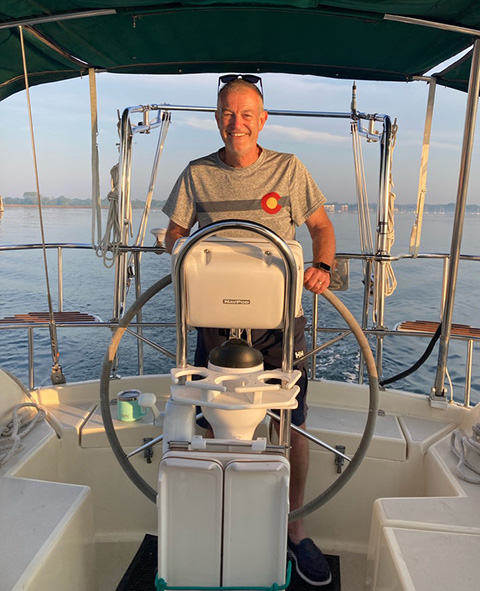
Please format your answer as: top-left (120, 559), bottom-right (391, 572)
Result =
top-left (287, 537), bottom-right (332, 587)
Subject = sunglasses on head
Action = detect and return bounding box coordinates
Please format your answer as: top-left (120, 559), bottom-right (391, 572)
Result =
top-left (217, 74), bottom-right (264, 98)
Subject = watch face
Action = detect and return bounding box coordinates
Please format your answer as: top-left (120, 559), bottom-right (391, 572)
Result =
top-left (314, 262), bottom-right (331, 272)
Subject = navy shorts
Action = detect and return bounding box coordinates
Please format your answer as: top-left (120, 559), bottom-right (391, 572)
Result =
top-left (194, 316), bottom-right (308, 427)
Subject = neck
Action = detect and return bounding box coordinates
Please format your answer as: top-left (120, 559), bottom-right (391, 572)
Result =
top-left (219, 145), bottom-right (262, 168)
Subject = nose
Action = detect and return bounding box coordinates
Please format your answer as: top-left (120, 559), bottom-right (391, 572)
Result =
top-left (227, 114), bottom-right (241, 129)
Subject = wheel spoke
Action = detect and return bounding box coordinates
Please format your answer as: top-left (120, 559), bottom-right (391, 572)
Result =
top-left (267, 411), bottom-right (351, 462)
top-left (127, 434), bottom-right (163, 459)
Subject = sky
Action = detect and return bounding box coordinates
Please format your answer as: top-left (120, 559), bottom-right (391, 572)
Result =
top-left (1, 70), bottom-right (480, 206)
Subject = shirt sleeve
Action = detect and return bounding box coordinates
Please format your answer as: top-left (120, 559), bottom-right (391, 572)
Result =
top-left (162, 164), bottom-right (198, 229)
top-left (288, 156), bottom-right (326, 227)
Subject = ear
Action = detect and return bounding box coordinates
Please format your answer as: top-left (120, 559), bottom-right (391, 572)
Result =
top-left (259, 110), bottom-right (268, 131)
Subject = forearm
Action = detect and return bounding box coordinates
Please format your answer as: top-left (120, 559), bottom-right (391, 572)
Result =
top-left (165, 220), bottom-right (191, 253)
top-left (304, 206), bottom-right (336, 294)
top-left (311, 220), bottom-right (336, 267)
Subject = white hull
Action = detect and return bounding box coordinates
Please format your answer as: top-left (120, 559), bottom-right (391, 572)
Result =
top-left (1, 370), bottom-right (478, 590)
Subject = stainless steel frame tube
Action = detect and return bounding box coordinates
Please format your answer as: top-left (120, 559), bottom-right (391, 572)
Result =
top-left (433, 40), bottom-right (480, 401)
top-left (374, 116), bottom-right (393, 377)
top-left (114, 108), bottom-right (134, 321)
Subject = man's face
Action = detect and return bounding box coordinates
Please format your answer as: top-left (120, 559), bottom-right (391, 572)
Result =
top-left (215, 86), bottom-right (268, 163)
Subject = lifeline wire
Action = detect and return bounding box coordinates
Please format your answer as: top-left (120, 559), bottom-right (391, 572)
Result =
top-left (19, 26), bottom-right (65, 384)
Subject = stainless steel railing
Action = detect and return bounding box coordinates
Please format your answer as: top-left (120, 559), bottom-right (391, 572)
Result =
top-left (0, 242), bottom-right (478, 405)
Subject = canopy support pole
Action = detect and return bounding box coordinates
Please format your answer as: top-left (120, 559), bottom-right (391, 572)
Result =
top-left (432, 39), bottom-right (480, 405)
top-left (384, 14), bottom-right (480, 38)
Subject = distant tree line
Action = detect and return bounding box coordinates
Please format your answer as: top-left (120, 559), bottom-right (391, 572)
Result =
top-left (328, 202), bottom-right (480, 214)
top-left (2, 193), bottom-right (480, 214)
top-left (3, 192), bottom-right (166, 209)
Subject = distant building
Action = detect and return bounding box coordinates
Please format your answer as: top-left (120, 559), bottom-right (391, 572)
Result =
top-left (341, 204), bottom-right (349, 212)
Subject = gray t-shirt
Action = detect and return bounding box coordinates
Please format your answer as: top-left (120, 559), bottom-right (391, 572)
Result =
top-left (162, 148), bottom-right (326, 240)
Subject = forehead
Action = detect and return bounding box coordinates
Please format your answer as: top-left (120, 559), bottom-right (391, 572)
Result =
top-left (218, 87), bottom-right (263, 112)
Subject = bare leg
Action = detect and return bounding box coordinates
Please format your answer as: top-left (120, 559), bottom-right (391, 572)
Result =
top-left (274, 416), bottom-right (332, 585)
top-left (274, 420), bottom-right (309, 543)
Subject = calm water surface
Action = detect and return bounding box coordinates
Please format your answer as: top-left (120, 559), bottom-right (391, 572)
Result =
top-left (0, 207), bottom-right (479, 404)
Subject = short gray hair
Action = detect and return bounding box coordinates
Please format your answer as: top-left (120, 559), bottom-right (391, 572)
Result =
top-left (217, 79), bottom-right (264, 111)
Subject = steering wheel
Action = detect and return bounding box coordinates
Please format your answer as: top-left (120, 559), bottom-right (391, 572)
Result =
top-left (100, 275), bottom-right (379, 516)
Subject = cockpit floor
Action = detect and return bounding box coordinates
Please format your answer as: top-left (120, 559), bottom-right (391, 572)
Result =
top-left (117, 534), bottom-right (341, 590)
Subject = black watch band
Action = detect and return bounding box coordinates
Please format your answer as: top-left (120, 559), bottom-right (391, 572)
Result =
top-left (312, 261), bottom-right (331, 274)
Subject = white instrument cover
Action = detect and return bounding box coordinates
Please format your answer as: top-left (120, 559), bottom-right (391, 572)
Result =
top-left (172, 236), bottom-right (304, 329)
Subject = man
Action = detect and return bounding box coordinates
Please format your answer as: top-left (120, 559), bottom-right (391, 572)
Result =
top-left (163, 75), bottom-right (336, 586)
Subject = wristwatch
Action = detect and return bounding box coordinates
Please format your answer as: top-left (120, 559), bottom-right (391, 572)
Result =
top-left (312, 261), bottom-right (331, 274)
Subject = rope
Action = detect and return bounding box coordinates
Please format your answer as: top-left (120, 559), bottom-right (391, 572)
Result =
top-left (351, 121), bottom-right (374, 258)
top-left (451, 423), bottom-right (480, 484)
top-left (19, 26), bottom-right (65, 385)
top-left (97, 110), bottom-right (170, 277)
top-left (96, 164), bottom-right (122, 267)
top-left (126, 111), bottom-right (171, 286)
top-left (351, 118), bottom-right (397, 296)
top-left (0, 403), bottom-right (47, 465)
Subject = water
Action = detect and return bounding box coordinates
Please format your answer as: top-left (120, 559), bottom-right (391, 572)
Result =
top-left (0, 207), bottom-right (479, 404)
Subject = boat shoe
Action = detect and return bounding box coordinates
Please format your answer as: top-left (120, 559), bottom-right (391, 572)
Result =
top-left (287, 537), bottom-right (332, 586)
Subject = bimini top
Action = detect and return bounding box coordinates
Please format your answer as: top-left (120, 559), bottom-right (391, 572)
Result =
top-left (1, 1), bottom-right (480, 101)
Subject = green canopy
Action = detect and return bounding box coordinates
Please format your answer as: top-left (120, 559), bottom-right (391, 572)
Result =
top-left (434, 48), bottom-right (476, 92)
top-left (1, 1), bottom-right (480, 101)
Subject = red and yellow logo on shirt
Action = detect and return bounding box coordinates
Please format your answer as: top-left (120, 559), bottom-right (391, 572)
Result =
top-left (261, 192), bottom-right (282, 214)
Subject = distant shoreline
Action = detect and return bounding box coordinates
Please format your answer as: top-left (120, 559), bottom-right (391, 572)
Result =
top-left (2, 204), bottom-right (480, 215)
top-left (4, 204), bottom-right (93, 209)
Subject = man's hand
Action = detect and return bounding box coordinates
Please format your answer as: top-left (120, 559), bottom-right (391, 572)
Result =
top-left (304, 266), bottom-right (331, 294)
